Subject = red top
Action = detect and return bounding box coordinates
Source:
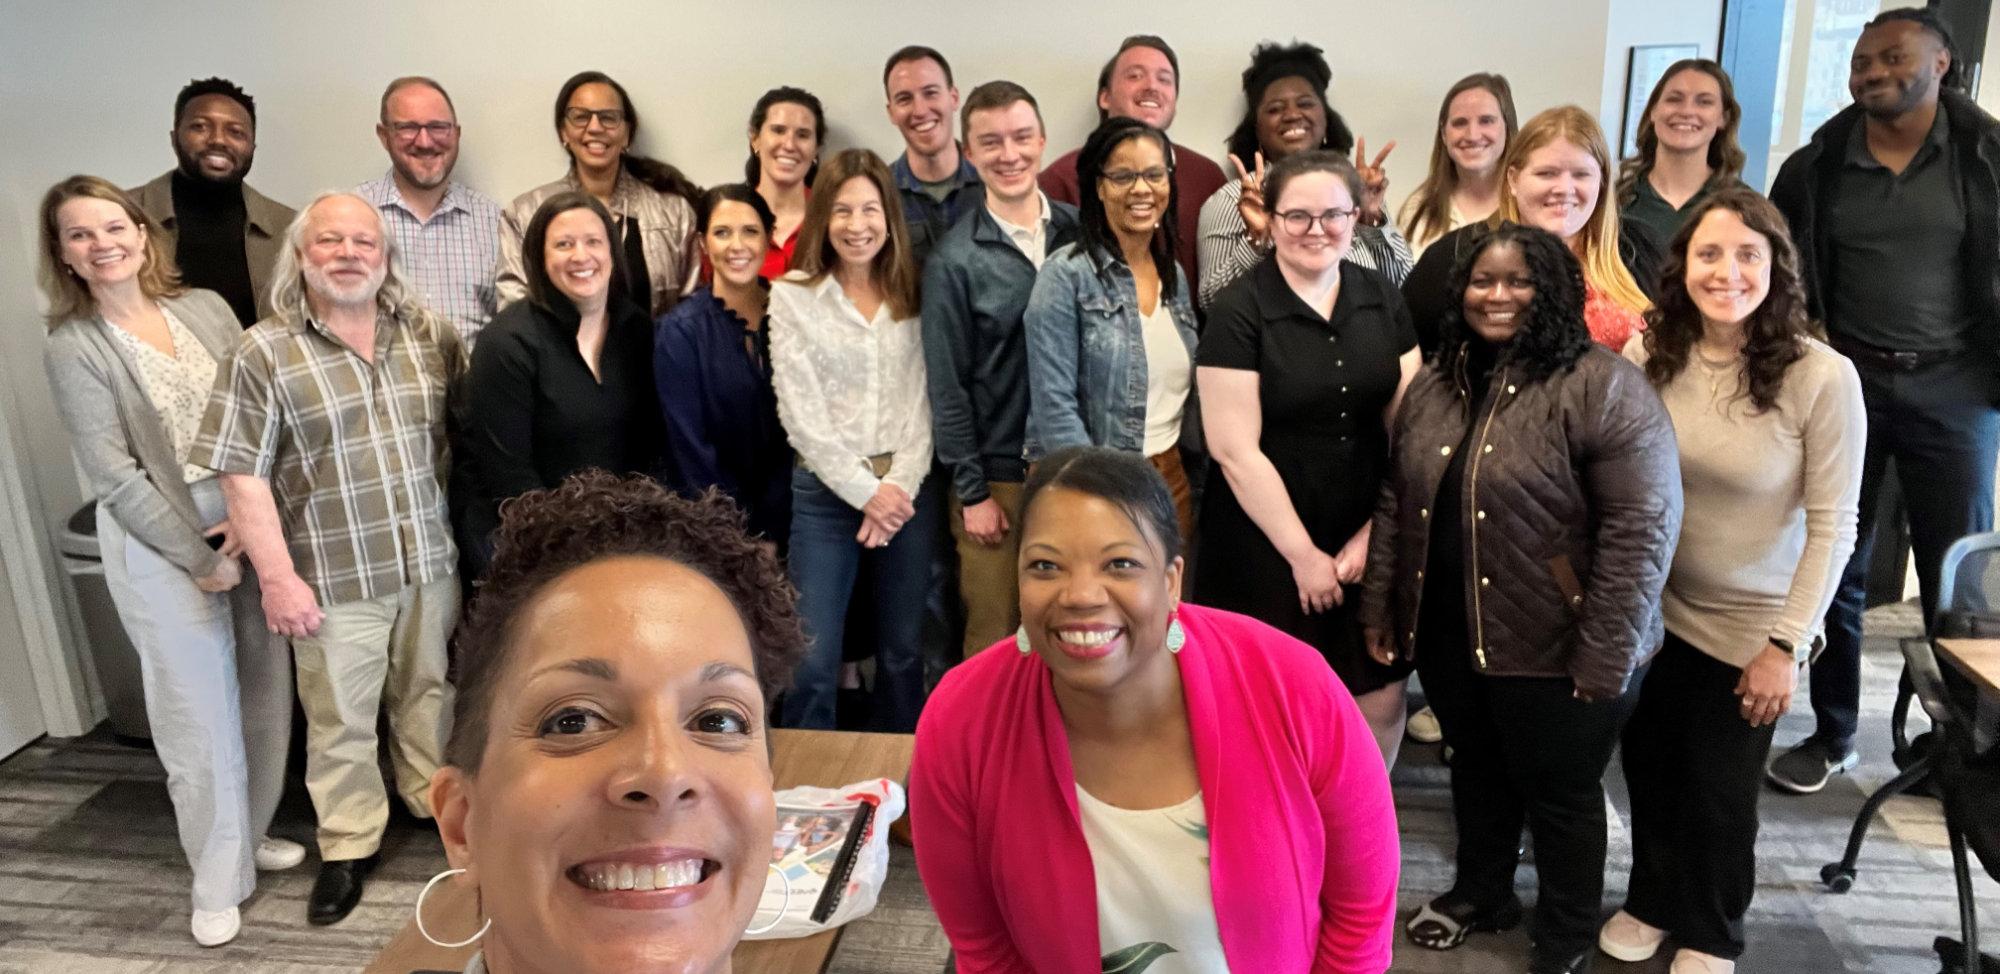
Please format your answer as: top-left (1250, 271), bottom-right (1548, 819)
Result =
top-left (910, 603), bottom-right (1400, 973)
top-left (1585, 282), bottom-right (1647, 350)
top-left (1040, 139), bottom-right (1228, 294)
top-left (760, 227), bottom-right (800, 281)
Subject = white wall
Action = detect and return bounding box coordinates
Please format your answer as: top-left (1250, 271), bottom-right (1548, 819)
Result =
top-left (1598, 0), bottom-right (1727, 155)
top-left (1, 0), bottom-right (1699, 728)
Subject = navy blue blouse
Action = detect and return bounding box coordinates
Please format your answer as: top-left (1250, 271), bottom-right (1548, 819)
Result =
top-left (654, 287), bottom-right (792, 544)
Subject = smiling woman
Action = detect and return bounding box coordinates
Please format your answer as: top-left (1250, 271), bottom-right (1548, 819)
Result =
top-left (425, 470), bottom-right (807, 974)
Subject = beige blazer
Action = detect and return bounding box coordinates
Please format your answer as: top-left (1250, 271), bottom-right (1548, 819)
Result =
top-left (130, 171), bottom-right (297, 322)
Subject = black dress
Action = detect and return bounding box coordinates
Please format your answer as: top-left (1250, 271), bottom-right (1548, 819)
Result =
top-left (1194, 255), bottom-right (1419, 694)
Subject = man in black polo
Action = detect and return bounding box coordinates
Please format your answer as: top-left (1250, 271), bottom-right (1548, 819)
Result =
top-left (1767, 8), bottom-right (2000, 792)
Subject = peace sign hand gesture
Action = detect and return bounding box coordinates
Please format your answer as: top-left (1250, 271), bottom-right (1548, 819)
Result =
top-left (1229, 151), bottom-right (1271, 246)
top-left (1353, 136), bottom-right (1397, 225)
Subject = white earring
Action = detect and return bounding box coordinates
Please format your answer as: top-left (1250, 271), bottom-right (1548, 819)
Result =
top-left (744, 861), bottom-right (794, 936)
top-left (415, 867), bottom-right (491, 949)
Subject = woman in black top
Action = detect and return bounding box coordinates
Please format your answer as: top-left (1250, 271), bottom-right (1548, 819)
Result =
top-left (459, 192), bottom-right (664, 577)
top-left (1196, 150), bottom-right (1421, 765)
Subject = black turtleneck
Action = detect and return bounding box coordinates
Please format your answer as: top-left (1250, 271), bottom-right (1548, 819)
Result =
top-left (1415, 337), bottom-right (1509, 653)
top-left (169, 170), bottom-right (258, 326)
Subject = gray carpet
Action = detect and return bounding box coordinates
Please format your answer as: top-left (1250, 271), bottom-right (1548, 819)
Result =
top-left (0, 602), bottom-right (1992, 973)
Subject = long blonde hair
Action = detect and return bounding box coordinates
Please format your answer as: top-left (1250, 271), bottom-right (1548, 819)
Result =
top-left (1398, 73), bottom-right (1518, 250)
top-left (1497, 106), bottom-right (1649, 315)
top-left (38, 175), bottom-right (185, 327)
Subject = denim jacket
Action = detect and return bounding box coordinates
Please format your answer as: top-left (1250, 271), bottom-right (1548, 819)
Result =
top-left (1024, 242), bottom-right (1200, 458)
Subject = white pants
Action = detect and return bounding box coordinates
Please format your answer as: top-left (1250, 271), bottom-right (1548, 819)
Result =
top-left (97, 477), bottom-right (292, 912)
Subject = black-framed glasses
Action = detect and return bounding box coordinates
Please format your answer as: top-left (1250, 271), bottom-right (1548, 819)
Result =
top-left (1276, 208), bottom-right (1359, 235)
top-left (1100, 167), bottom-right (1172, 190)
top-left (387, 121), bottom-right (457, 142)
top-left (563, 108), bottom-right (628, 130)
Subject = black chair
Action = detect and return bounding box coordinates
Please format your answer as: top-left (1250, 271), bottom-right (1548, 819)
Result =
top-left (1820, 531), bottom-right (2000, 973)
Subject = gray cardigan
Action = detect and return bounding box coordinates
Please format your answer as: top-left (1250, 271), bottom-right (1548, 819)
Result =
top-left (43, 289), bottom-right (242, 577)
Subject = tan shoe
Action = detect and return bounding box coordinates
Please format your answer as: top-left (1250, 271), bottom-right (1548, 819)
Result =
top-left (1598, 909), bottom-right (1665, 962)
top-left (1670, 948), bottom-right (1736, 973)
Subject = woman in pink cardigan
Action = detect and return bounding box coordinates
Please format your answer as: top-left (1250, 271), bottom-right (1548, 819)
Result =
top-left (911, 445), bottom-right (1400, 973)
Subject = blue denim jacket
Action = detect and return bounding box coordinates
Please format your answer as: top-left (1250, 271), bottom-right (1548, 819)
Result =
top-left (1024, 242), bottom-right (1199, 458)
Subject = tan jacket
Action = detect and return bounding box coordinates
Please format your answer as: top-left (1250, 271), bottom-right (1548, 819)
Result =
top-left (499, 172), bottom-right (699, 318)
top-left (130, 172), bottom-right (296, 322)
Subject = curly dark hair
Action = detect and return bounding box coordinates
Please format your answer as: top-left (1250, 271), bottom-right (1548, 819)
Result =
top-left (1640, 188), bottom-right (1810, 413)
top-left (1433, 223), bottom-right (1594, 383)
top-left (1223, 40), bottom-right (1356, 165)
top-left (446, 471), bottom-right (806, 771)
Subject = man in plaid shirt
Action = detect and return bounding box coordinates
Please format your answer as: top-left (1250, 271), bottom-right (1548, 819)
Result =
top-left (193, 192), bottom-right (466, 927)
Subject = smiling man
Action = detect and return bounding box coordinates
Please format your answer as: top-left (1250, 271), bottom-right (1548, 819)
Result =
top-left (1767, 7), bottom-right (2000, 796)
top-left (1040, 35), bottom-right (1227, 289)
top-left (884, 45), bottom-right (983, 268)
top-left (357, 76), bottom-right (502, 349)
top-left (132, 77), bottom-right (296, 326)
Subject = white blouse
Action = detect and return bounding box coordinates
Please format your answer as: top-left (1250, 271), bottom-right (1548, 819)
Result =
top-left (1078, 787), bottom-right (1228, 973)
top-left (105, 304), bottom-right (220, 486)
top-left (768, 272), bottom-right (932, 510)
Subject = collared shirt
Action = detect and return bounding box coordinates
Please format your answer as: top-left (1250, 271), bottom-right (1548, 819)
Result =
top-left (357, 174), bottom-right (503, 349)
top-left (891, 151), bottom-right (984, 268)
top-left (1621, 173), bottom-right (1745, 251)
top-left (768, 273), bottom-right (932, 509)
top-left (1824, 104), bottom-right (1972, 351)
top-left (986, 191), bottom-right (1055, 269)
top-left (192, 307), bottom-right (467, 607)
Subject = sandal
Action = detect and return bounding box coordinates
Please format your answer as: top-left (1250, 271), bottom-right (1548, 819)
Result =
top-left (1405, 892), bottom-right (1525, 950)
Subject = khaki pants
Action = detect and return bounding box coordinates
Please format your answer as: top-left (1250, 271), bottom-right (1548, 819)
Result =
top-left (949, 481), bottom-right (1024, 659)
top-left (291, 575), bottom-right (459, 860)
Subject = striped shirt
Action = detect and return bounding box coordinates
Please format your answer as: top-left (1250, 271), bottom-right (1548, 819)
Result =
top-left (192, 308), bottom-right (467, 607)
top-left (357, 175), bottom-right (502, 348)
top-left (1196, 178), bottom-right (1415, 309)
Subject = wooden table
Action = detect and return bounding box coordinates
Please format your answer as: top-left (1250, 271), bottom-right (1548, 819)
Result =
top-left (365, 729), bottom-right (915, 974)
top-left (1934, 638), bottom-right (2000, 751)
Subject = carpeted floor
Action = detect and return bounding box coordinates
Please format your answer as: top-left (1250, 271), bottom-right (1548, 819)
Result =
top-left (0, 602), bottom-right (1994, 973)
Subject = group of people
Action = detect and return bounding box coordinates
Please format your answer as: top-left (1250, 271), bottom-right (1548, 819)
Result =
top-left (32, 8), bottom-right (1997, 974)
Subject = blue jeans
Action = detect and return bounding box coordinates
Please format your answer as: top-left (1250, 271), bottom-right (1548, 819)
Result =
top-left (1813, 350), bottom-right (2000, 751)
top-left (781, 466), bottom-right (940, 730)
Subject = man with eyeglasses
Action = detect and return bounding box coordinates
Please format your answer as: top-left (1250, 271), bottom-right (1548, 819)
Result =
top-left (132, 77), bottom-right (297, 327)
top-left (357, 76), bottom-right (501, 349)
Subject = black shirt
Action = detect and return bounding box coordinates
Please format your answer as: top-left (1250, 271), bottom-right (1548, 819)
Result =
top-left (621, 216), bottom-right (653, 313)
top-left (1416, 338), bottom-right (1502, 654)
top-left (1824, 104), bottom-right (1973, 352)
top-left (169, 170), bottom-right (259, 326)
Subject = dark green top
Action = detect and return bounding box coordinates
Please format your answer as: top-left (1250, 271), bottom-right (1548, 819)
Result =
top-left (1621, 170), bottom-right (1744, 250)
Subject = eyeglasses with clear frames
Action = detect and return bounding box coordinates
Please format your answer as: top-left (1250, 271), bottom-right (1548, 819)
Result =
top-left (1099, 167), bottom-right (1172, 190)
top-left (388, 122), bottom-right (457, 142)
top-left (1276, 208), bottom-right (1359, 235)
top-left (563, 108), bottom-right (628, 130)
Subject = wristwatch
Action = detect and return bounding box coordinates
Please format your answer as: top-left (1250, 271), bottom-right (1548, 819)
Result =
top-left (1770, 637), bottom-right (1808, 665)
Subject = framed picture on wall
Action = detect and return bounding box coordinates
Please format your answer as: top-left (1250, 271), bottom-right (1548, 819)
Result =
top-left (1622, 43), bottom-right (1701, 158)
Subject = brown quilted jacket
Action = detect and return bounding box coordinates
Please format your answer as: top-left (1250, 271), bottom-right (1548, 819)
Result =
top-left (1359, 343), bottom-right (1683, 699)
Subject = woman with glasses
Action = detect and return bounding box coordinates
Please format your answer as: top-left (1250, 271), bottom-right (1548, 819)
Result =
top-left (499, 70), bottom-right (702, 317)
top-left (1196, 150), bottom-right (1422, 766)
top-left (1026, 116), bottom-right (1201, 542)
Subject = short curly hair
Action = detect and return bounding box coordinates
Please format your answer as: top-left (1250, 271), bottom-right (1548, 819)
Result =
top-left (1433, 222), bottom-right (1594, 384)
top-left (445, 471), bottom-right (807, 771)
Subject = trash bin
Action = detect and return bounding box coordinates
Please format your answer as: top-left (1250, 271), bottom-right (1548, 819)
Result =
top-left (58, 502), bottom-right (152, 746)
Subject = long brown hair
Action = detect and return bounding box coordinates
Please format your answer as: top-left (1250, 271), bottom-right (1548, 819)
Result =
top-left (1398, 73), bottom-right (1518, 250)
top-left (38, 175), bottom-right (184, 327)
top-left (788, 149), bottom-right (919, 320)
top-left (1640, 188), bottom-right (1809, 412)
top-left (1615, 60), bottom-right (1746, 208)
top-left (1498, 106), bottom-right (1650, 315)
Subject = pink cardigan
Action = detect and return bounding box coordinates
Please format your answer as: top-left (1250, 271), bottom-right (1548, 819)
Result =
top-left (910, 604), bottom-right (1399, 972)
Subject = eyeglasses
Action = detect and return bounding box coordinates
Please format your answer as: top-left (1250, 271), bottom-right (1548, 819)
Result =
top-left (387, 121), bottom-right (457, 142)
top-left (563, 108), bottom-right (627, 130)
top-left (1276, 208), bottom-right (1360, 235)
top-left (1100, 167), bottom-right (1172, 190)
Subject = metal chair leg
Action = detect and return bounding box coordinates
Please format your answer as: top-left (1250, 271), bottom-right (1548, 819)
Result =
top-left (1953, 827), bottom-right (1982, 972)
top-left (1821, 751), bottom-right (1938, 892)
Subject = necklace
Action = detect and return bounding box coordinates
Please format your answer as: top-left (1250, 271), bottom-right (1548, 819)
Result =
top-left (1692, 346), bottom-right (1742, 401)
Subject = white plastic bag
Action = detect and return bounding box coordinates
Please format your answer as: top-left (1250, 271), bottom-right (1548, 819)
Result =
top-left (740, 777), bottom-right (906, 940)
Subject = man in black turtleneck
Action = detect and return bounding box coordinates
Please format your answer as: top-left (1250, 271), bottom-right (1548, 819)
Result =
top-left (131, 77), bottom-right (296, 327)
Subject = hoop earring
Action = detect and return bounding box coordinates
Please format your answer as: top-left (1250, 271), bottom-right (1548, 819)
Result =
top-left (415, 867), bottom-right (491, 949)
top-left (745, 861), bottom-right (794, 936)
top-left (1015, 626), bottom-right (1032, 656)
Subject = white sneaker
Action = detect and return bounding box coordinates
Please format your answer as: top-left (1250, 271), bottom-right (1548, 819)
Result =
top-left (1598, 909), bottom-right (1665, 962)
top-left (191, 906), bottom-right (240, 947)
top-left (1670, 948), bottom-right (1735, 973)
top-left (255, 837), bottom-right (307, 871)
top-left (1406, 706), bottom-right (1444, 744)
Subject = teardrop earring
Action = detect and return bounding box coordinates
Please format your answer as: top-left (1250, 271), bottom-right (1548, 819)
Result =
top-left (1165, 615), bottom-right (1186, 654)
top-left (1014, 626), bottom-right (1032, 656)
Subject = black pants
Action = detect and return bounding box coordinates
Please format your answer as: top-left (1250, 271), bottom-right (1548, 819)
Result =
top-left (1419, 636), bottom-right (1644, 965)
top-left (1620, 631), bottom-right (1777, 960)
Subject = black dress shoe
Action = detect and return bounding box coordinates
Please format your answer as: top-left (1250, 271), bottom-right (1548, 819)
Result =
top-left (307, 854), bottom-right (379, 925)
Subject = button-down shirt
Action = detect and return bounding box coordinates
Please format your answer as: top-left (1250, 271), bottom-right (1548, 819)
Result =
top-left (987, 191), bottom-right (1055, 269)
top-left (192, 307), bottom-right (467, 607)
top-left (768, 273), bottom-right (932, 509)
top-left (358, 174), bottom-right (502, 349)
top-left (891, 151), bottom-right (984, 269)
